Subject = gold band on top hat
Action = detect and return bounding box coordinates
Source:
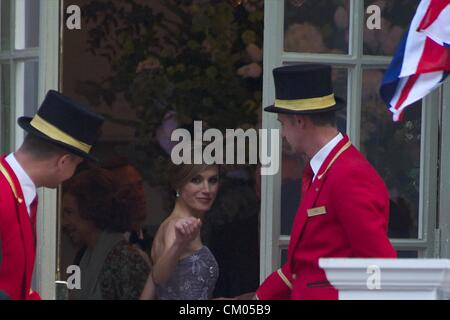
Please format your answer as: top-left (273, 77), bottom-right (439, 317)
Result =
top-left (30, 115), bottom-right (92, 153)
top-left (274, 94), bottom-right (336, 111)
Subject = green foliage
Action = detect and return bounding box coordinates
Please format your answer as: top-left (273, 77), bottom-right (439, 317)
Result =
top-left (81, 0), bottom-right (262, 131)
top-left (80, 0), bottom-right (263, 185)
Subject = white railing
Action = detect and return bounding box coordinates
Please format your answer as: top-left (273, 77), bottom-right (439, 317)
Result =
top-left (319, 259), bottom-right (450, 300)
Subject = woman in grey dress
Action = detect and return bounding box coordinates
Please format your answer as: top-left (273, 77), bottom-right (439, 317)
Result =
top-left (141, 161), bottom-right (220, 300)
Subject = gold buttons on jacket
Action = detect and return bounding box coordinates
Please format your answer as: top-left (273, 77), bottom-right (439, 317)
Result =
top-left (292, 274), bottom-right (297, 280)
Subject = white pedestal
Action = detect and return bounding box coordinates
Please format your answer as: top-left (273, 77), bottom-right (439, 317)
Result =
top-left (319, 259), bottom-right (450, 300)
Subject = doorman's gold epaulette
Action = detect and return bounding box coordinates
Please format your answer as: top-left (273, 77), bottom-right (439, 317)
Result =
top-left (317, 141), bottom-right (352, 180)
top-left (0, 163), bottom-right (24, 204)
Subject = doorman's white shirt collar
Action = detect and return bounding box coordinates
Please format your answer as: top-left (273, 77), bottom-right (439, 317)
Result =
top-left (310, 133), bottom-right (343, 181)
top-left (5, 153), bottom-right (37, 216)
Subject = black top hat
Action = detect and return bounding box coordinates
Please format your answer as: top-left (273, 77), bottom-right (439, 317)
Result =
top-left (18, 90), bottom-right (104, 161)
top-left (264, 64), bottom-right (345, 114)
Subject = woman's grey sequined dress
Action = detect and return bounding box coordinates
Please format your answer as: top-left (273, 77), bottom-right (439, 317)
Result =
top-left (156, 246), bottom-right (219, 300)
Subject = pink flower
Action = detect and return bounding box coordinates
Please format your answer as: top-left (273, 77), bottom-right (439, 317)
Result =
top-left (136, 57), bottom-right (161, 73)
top-left (362, 70), bottom-right (384, 103)
top-left (237, 63), bottom-right (262, 79)
top-left (284, 23), bottom-right (328, 53)
top-left (246, 43), bottom-right (263, 63)
top-left (363, 27), bottom-right (379, 52)
top-left (334, 6), bottom-right (349, 30)
top-left (371, 0), bottom-right (388, 11)
top-left (244, 3), bottom-right (257, 12)
top-left (202, 39), bottom-right (212, 53)
top-left (375, 18), bottom-right (393, 44)
top-left (382, 25), bottom-right (404, 55)
top-left (156, 111), bottom-right (179, 155)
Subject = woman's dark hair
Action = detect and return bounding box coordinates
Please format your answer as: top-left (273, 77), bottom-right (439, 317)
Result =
top-left (63, 167), bottom-right (141, 233)
top-left (168, 162), bottom-right (216, 192)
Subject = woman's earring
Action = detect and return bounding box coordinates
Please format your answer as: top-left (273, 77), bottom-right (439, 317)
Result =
top-left (176, 191), bottom-right (180, 198)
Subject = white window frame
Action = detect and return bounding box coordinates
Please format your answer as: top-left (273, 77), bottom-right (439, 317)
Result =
top-left (261, 0), bottom-right (445, 282)
top-left (438, 81), bottom-right (450, 259)
top-left (35, 0), bottom-right (60, 300)
top-left (0, 0), bottom-right (60, 299)
top-left (0, 0), bottom-right (41, 150)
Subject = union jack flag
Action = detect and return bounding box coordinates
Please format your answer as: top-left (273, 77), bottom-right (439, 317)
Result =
top-left (380, 0), bottom-right (450, 122)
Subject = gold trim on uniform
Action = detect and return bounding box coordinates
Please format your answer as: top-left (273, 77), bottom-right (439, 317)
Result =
top-left (277, 269), bottom-right (293, 289)
top-left (0, 163), bottom-right (23, 203)
top-left (318, 141), bottom-right (352, 180)
top-left (307, 206), bottom-right (327, 217)
top-left (274, 94), bottom-right (336, 111)
top-left (30, 115), bottom-right (92, 153)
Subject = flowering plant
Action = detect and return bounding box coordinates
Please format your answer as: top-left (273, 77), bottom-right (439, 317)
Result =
top-left (79, 0), bottom-right (263, 184)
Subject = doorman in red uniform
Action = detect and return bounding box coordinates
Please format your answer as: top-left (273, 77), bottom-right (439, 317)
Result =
top-left (0, 90), bottom-right (104, 300)
top-left (256, 64), bottom-right (397, 300)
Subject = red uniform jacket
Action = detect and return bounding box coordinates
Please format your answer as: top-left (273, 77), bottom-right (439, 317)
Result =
top-left (0, 156), bottom-right (41, 300)
top-left (257, 135), bottom-right (397, 300)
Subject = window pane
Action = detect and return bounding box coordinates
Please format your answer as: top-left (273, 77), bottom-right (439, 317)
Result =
top-left (280, 67), bottom-right (347, 235)
top-left (360, 69), bottom-right (420, 239)
top-left (15, 0), bottom-right (40, 49)
top-left (333, 68), bottom-right (348, 133)
top-left (284, 0), bottom-right (349, 54)
top-left (363, 0), bottom-right (419, 56)
top-left (59, 0), bottom-right (262, 299)
top-left (281, 249), bottom-right (288, 265)
top-left (25, 0), bottom-right (39, 48)
top-left (396, 250), bottom-right (419, 258)
top-left (23, 60), bottom-right (39, 116)
top-left (280, 148), bottom-right (304, 236)
top-left (1, 0), bottom-right (12, 51)
top-left (1, 63), bottom-right (11, 154)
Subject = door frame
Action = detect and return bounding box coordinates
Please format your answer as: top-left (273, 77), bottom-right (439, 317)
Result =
top-left (260, 0), bottom-right (447, 282)
top-left (34, 0), bottom-right (60, 300)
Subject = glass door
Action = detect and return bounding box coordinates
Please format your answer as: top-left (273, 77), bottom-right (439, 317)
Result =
top-left (261, 0), bottom-right (446, 281)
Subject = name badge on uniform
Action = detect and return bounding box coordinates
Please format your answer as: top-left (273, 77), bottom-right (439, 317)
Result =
top-left (307, 206), bottom-right (327, 217)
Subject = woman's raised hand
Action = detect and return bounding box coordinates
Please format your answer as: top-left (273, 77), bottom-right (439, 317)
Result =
top-left (174, 217), bottom-right (201, 246)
